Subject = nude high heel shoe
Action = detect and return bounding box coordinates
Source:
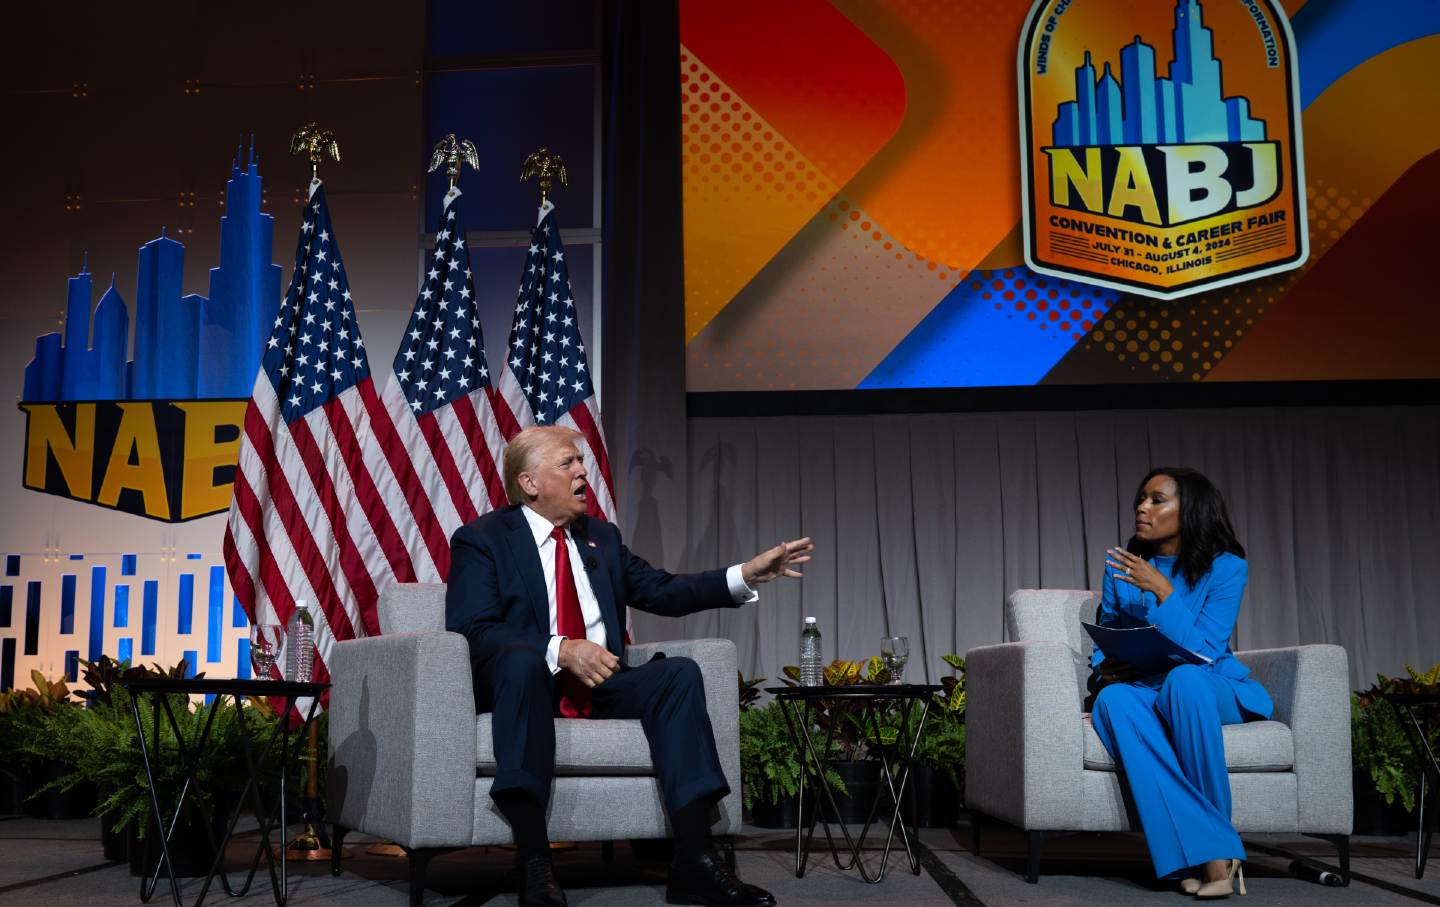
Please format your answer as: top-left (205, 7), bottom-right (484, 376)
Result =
top-left (1180, 878), bottom-right (1202, 894)
top-left (1194, 859), bottom-right (1245, 898)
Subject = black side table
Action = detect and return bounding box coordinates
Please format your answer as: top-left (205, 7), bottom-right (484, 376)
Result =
top-left (1381, 691), bottom-right (1440, 879)
top-left (121, 677), bottom-right (327, 906)
top-left (765, 684), bottom-right (942, 883)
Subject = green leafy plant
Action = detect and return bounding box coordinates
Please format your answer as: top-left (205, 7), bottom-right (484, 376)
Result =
top-left (738, 672), bottom-right (766, 712)
top-left (1, 671), bottom-right (83, 779)
top-left (1352, 661), bottom-right (1440, 812)
top-left (738, 700), bottom-right (846, 809)
top-left (38, 657), bottom-right (281, 837)
top-left (779, 657), bottom-right (893, 760)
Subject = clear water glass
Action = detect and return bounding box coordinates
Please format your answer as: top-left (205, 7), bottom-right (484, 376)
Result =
top-left (249, 624), bottom-right (283, 679)
top-left (880, 636), bottom-right (909, 685)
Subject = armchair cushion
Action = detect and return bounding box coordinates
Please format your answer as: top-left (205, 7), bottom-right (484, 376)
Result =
top-left (477, 716), bottom-right (653, 774)
top-left (1081, 715), bottom-right (1295, 772)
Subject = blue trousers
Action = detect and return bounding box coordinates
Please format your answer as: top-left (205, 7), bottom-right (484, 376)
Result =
top-left (475, 643), bottom-right (730, 814)
top-left (1091, 664), bottom-right (1247, 878)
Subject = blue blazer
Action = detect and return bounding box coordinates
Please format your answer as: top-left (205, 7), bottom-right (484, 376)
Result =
top-left (1090, 552), bottom-right (1274, 720)
top-left (445, 505), bottom-right (738, 667)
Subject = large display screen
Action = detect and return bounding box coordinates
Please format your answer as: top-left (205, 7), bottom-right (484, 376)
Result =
top-left (680, 0), bottom-right (1440, 392)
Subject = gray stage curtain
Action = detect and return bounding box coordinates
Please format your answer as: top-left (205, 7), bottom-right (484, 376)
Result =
top-left (625, 406), bottom-right (1439, 691)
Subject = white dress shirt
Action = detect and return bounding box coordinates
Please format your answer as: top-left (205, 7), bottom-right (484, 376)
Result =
top-left (520, 505), bottom-right (758, 674)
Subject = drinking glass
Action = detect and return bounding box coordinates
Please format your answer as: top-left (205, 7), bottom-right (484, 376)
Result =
top-left (880, 636), bottom-right (909, 685)
top-left (249, 624), bottom-right (283, 679)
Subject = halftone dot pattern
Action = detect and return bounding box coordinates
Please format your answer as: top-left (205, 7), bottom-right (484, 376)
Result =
top-left (681, 46), bottom-right (838, 340)
top-left (970, 268), bottom-right (1115, 339)
top-left (825, 196), bottom-right (970, 286)
top-left (1077, 175), bottom-right (1375, 381)
top-left (686, 195), bottom-right (965, 391)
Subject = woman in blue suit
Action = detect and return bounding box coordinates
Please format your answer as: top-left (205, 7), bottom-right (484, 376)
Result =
top-left (1089, 467), bottom-right (1272, 898)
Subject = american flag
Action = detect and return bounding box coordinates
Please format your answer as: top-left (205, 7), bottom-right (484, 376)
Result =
top-left (377, 185), bottom-right (507, 578)
top-left (491, 201), bottom-right (616, 523)
top-left (224, 180), bottom-right (411, 705)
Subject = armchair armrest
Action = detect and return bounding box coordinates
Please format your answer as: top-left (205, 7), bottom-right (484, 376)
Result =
top-left (1236, 644), bottom-right (1352, 833)
top-left (625, 638), bottom-right (740, 834)
top-left (328, 630), bottom-right (477, 848)
top-left (964, 640), bottom-right (1087, 829)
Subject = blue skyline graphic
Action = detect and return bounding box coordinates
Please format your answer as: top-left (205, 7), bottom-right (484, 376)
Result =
top-left (1051, 0), bottom-right (1267, 147)
top-left (23, 144), bottom-right (282, 402)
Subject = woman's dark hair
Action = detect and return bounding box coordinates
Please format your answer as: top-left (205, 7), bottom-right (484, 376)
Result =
top-left (1126, 466), bottom-right (1245, 587)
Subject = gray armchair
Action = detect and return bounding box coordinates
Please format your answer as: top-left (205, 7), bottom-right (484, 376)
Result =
top-left (965, 589), bottom-right (1352, 882)
top-left (327, 583), bottom-right (742, 905)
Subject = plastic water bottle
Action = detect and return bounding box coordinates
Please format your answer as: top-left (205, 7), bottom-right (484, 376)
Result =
top-left (800, 617), bottom-right (823, 687)
top-left (286, 600), bottom-right (315, 683)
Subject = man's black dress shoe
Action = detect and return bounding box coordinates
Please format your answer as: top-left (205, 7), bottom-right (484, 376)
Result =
top-left (517, 855), bottom-right (567, 907)
top-left (666, 849), bottom-right (775, 906)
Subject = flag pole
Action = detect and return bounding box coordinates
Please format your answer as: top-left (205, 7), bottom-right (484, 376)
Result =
top-left (275, 121), bottom-right (352, 866)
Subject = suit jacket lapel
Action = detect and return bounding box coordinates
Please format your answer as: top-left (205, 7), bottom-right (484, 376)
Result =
top-left (576, 517), bottom-right (624, 656)
top-left (502, 509), bottom-right (552, 635)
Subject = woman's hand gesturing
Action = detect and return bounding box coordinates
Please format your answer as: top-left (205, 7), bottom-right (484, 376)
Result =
top-left (1106, 547), bottom-right (1174, 603)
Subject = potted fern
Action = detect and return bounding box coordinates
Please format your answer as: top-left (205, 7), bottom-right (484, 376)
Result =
top-left (900, 654), bottom-right (966, 827)
top-left (739, 699), bottom-right (846, 828)
top-left (1352, 661), bottom-right (1440, 835)
top-left (9, 670), bottom-right (95, 819)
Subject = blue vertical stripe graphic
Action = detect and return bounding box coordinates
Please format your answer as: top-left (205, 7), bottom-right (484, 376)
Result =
top-left (207, 566), bottom-right (224, 663)
top-left (24, 582), bottom-right (41, 655)
top-left (64, 650), bottom-right (79, 682)
top-left (232, 596), bottom-right (247, 628)
top-left (178, 574), bottom-right (194, 635)
top-left (1, 638), bottom-right (14, 690)
top-left (121, 554), bottom-right (136, 576)
top-left (117, 637), bottom-right (133, 666)
top-left (183, 651), bottom-right (198, 678)
top-left (5, 554), bottom-right (19, 576)
top-left (114, 585), bottom-right (129, 628)
top-left (0, 585), bottom-right (11, 626)
top-left (88, 566), bottom-right (106, 663)
top-left (237, 638), bottom-right (252, 680)
top-left (141, 580), bottom-right (158, 656)
top-left (60, 575), bottom-right (76, 634)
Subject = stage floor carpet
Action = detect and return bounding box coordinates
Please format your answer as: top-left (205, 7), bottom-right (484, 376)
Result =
top-left (1, 812), bottom-right (1436, 905)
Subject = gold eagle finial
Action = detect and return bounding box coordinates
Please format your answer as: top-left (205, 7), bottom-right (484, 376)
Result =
top-left (289, 122), bottom-right (341, 182)
top-left (520, 148), bottom-right (568, 207)
top-left (428, 134), bottom-right (480, 189)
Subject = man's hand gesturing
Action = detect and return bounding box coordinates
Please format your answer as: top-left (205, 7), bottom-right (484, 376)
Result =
top-left (741, 537), bottom-right (814, 586)
top-left (559, 638), bottom-right (620, 688)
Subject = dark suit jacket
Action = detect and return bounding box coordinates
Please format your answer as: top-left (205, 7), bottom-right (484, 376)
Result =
top-left (445, 505), bottom-right (740, 667)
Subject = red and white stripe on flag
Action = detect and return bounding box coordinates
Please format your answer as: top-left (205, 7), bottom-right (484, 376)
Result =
top-left (379, 184), bottom-right (508, 578)
top-left (488, 199), bottom-right (624, 632)
top-left (224, 180), bottom-right (420, 712)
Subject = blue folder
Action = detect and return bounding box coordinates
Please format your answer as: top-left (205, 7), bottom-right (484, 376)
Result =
top-left (1081, 621), bottom-right (1212, 677)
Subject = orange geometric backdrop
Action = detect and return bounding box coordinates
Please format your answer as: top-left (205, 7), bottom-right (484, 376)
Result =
top-left (681, 0), bottom-right (1440, 390)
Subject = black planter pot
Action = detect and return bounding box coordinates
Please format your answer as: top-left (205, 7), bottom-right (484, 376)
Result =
top-left (1352, 769), bottom-right (1413, 836)
top-left (101, 809), bottom-right (127, 861)
top-left (1, 773), bottom-right (27, 815)
top-left (23, 759), bottom-right (96, 820)
top-left (749, 794), bottom-right (812, 829)
top-left (828, 761), bottom-right (882, 824)
top-left (901, 765), bottom-right (961, 828)
top-left (128, 797), bottom-right (234, 878)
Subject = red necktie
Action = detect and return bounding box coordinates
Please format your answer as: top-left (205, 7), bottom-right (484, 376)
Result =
top-left (552, 526), bottom-right (592, 717)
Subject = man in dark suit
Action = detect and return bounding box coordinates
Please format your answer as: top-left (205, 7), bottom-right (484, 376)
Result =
top-left (446, 426), bottom-right (811, 907)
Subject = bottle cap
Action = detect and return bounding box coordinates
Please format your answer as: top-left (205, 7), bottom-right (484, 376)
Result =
top-left (804, 616), bottom-right (816, 624)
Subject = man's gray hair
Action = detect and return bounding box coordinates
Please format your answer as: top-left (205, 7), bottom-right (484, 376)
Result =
top-left (503, 425), bottom-right (583, 505)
